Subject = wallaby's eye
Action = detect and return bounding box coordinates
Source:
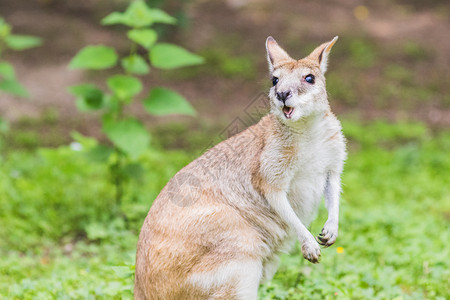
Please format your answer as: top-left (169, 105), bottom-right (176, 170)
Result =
top-left (272, 76), bottom-right (279, 86)
top-left (305, 74), bottom-right (315, 84)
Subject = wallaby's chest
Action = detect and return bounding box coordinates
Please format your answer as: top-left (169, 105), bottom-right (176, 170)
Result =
top-left (288, 129), bottom-right (333, 176)
top-left (287, 133), bottom-right (333, 224)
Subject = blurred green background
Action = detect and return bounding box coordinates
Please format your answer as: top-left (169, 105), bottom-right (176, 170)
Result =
top-left (0, 0), bottom-right (449, 299)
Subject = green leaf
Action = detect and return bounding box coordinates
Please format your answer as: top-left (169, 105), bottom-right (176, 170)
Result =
top-left (121, 54), bottom-right (150, 75)
top-left (103, 118), bottom-right (150, 159)
top-left (124, 1), bottom-right (153, 27)
top-left (114, 1), bottom-right (153, 27)
top-left (0, 78), bottom-right (29, 98)
top-left (106, 75), bottom-right (142, 100)
top-left (69, 45), bottom-right (118, 70)
top-left (85, 145), bottom-right (114, 163)
top-left (150, 43), bottom-right (204, 69)
top-left (101, 1), bottom-right (175, 28)
top-left (0, 62), bottom-right (15, 80)
top-left (144, 87), bottom-right (196, 116)
top-left (148, 8), bottom-right (177, 25)
top-left (0, 117), bottom-right (9, 133)
top-left (68, 84), bottom-right (104, 110)
top-left (4, 34), bottom-right (42, 50)
top-left (0, 18), bottom-right (12, 38)
top-left (127, 29), bottom-right (157, 49)
top-left (101, 12), bottom-right (134, 26)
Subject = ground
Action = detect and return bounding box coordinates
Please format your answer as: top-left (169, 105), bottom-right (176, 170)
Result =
top-left (0, 0), bottom-right (449, 299)
top-left (0, 0), bottom-right (449, 141)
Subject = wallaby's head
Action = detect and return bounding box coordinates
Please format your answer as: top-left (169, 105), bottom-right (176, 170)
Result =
top-left (265, 36), bottom-right (338, 123)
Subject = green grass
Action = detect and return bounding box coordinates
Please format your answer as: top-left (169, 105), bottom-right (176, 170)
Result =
top-left (260, 120), bottom-right (450, 299)
top-left (1, 108), bottom-right (68, 151)
top-left (0, 120), bottom-right (449, 299)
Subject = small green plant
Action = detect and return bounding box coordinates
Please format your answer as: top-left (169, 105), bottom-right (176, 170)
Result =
top-left (68, 0), bottom-right (203, 206)
top-left (0, 17), bottom-right (42, 141)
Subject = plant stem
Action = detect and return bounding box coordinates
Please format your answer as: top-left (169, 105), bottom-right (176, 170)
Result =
top-left (129, 41), bottom-right (137, 57)
top-left (110, 39), bottom-right (139, 206)
top-left (111, 148), bottom-right (124, 208)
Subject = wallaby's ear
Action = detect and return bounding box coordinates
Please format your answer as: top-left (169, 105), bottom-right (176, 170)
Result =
top-left (266, 36), bottom-right (293, 73)
top-left (307, 36), bottom-right (338, 74)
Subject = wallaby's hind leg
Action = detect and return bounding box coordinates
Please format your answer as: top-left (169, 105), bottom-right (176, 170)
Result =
top-left (188, 260), bottom-right (262, 300)
top-left (261, 256), bottom-right (280, 284)
top-left (233, 260), bottom-right (262, 300)
top-left (133, 285), bottom-right (144, 300)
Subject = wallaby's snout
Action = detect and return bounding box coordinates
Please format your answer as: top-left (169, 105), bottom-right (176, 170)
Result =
top-left (276, 90), bottom-right (292, 104)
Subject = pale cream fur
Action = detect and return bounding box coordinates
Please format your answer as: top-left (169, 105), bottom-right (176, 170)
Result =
top-left (135, 36), bottom-right (346, 299)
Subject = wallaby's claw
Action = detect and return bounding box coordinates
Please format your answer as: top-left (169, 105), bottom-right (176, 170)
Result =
top-left (317, 227), bottom-right (337, 247)
top-left (302, 239), bottom-right (321, 263)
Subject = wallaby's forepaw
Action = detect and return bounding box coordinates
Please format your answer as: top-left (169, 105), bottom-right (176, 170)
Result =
top-left (318, 221), bottom-right (338, 247)
top-left (302, 238), bottom-right (321, 264)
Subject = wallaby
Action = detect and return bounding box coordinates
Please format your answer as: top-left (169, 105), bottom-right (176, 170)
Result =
top-left (135, 36), bottom-right (346, 300)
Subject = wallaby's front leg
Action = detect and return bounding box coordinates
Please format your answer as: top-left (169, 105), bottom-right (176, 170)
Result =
top-left (318, 172), bottom-right (341, 247)
top-left (267, 191), bottom-right (321, 263)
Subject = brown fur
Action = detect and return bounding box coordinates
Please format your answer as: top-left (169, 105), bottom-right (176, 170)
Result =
top-left (135, 115), bottom-right (292, 299)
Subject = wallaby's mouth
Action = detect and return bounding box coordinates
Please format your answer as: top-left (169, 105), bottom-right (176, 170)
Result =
top-left (283, 106), bottom-right (294, 119)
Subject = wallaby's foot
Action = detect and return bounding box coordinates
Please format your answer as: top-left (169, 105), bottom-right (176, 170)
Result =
top-left (301, 237), bottom-right (321, 263)
top-left (317, 221), bottom-right (338, 247)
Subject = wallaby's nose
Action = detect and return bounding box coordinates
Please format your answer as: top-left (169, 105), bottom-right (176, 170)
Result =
top-left (276, 91), bottom-right (291, 103)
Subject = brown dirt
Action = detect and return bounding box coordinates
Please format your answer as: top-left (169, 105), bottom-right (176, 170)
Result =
top-left (0, 0), bottom-right (449, 144)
